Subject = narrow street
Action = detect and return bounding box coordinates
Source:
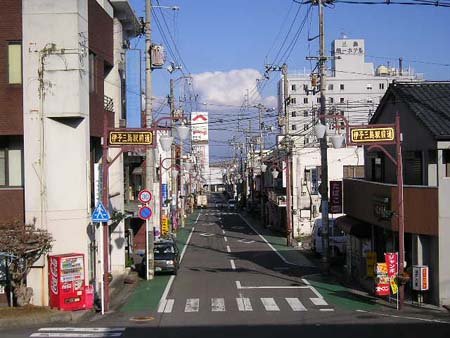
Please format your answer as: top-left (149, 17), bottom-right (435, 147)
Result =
top-left (3, 194), bottom-right (449, 338)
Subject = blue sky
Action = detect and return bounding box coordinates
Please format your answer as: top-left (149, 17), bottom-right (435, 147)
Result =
top-left (126, 0), bottom-right (450, 161)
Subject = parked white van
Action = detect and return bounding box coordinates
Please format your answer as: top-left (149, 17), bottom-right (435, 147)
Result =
top-left (312, 218), bottom-right (347, 256)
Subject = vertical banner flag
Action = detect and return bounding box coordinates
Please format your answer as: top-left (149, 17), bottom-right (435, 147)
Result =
top-left (384, 252), bottom-right (399, 294)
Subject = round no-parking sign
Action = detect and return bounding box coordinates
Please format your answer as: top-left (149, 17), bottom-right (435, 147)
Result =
top-left (138, 189), bottom-right (152, 204)
top-left (138, 206), bottom-right (153, 220)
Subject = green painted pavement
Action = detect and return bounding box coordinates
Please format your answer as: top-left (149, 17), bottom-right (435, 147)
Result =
top-left (120, 211), bottom-right (199, 313)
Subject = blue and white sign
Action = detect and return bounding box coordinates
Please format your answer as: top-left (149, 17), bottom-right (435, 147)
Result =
top-left (92, 202), bottom-right (110, 223)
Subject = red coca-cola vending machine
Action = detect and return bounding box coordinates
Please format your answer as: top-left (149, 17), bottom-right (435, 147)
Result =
top-left (48, 253), bottom-right (86, 311)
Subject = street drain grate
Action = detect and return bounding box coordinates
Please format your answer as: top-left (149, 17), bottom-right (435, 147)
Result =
top-left (129, 316), bottom-right (155, 322)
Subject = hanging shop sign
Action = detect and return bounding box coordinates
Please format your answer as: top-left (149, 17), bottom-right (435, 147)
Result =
top-left (329, 181), bottom-right (343, 214)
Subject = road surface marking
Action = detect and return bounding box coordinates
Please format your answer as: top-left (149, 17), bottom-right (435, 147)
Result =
top-left (301, 278), bottom-right (310, 285)
top-left (200, 233), bottom-right (215, 237)
top-left (185, 298), bottom-right (200, 312)
top-left (237, 239), bottom-right (255, 244)
top-left (195, 213), bottom-right (201, 224)
top-left (157, 298), bottom-right (168, 313)
top-left (310, 297), bottom-right (328, 306)
top-left (211, 298), bottom-right (226, 312)
top-left (37, 329), bottom-right (125, 333)
top-left (226, 245), bottom-right (231, 253)
top-left (235, 280), bottom-right (309, 289)
top-left (230, 259), bottom-right (236, 270)
top-left (285, 298), bottom-right (307, 311)
top-left (320, 308), bottom-right (335, 312)
top-left (236, 297), bottom-right (253, 311)
top-left (164, 299), bottom-right (174, 313)
top-left (355, 309), bottom-right (450, 324)
top-left (222, 230), bottom-right (226, 235)
top-left (180, 226), bottom-right (195, 263)
top-left (224, 236), bottom-right (228, 242)
top-left (31, 333), bottom-right (122, 338)
top-left (261, 298), bottom-right (280, 311)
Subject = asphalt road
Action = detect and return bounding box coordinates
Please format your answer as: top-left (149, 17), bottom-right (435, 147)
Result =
top-left (2, 193), bottom-right (450, 337)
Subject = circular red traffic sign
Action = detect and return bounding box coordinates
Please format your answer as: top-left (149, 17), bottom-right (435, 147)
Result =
top-left (138, 190), bottom-right (152, 204)
top-left (138, 206), bottom-right (153, 220)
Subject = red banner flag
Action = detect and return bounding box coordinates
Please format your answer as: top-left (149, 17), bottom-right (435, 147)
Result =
top-left (384, 252), bottom-right (398, 278)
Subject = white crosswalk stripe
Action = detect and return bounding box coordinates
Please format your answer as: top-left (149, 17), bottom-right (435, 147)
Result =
top-left (310, 297), bottom-right (328, 306)
top-left (285, 297), bottom-right (307, 311)
top-left (236, 297), bottom-right (253, 311)
top-left (164, 299), bottom-right (175, 313)
top-left (185, 298), bottom-right (200, 312)
top-left (30, 328), bottom-right (125, 338)
top-left (211, 298), bottom-right (226, 312)
top-left (261, 298), bottom-right (280, 311)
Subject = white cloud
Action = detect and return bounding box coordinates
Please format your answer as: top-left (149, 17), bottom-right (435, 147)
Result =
top-left (192, 68), bottom-right (267, 107)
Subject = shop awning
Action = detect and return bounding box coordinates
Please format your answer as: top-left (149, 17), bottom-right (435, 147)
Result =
top-left (335, 215), bottom-right (371, 238)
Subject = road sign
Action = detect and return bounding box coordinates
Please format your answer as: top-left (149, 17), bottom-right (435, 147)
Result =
top-left (350, 126), bottom-right (395, 144)
top-left (138, 206), bottom-right (153, 220)
top-left (138, 189), bottom-right (153, 204)
top-left (92, 202), bottom-right (110, 223)
top-left (161, 216), bottom-right (169, 236)
top-left (108, 131), bottom-right (153, 146)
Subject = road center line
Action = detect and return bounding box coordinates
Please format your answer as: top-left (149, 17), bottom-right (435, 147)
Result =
top-left (230, 259), bottom-right (236, 270)
top-left (224, 236), bottom-right (228, 242)
top-left (226, 245), bottom-right (231, 253)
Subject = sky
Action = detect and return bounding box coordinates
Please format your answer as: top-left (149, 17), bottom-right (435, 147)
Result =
top-left (126, 0), bottom-right (450, 162)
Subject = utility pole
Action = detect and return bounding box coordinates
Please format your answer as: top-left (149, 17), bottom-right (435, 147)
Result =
top-left (145, 0), bottom-right (155, 280)
top-left (318, 0), bottom-right (330, 271)
top-left (169, 79), bottom-right (178, 232)
top-left (282, 63), bottom-right (293, 247)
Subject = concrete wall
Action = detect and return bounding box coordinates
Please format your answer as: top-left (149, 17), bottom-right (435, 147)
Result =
top-left (22, 0), bottom-right (91, 306)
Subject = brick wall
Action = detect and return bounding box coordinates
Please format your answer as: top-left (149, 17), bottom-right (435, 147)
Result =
top-left (0, 0), bottom-right (23, 135)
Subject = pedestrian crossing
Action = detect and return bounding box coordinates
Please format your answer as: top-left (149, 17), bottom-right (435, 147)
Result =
top-left (30, 327), bottom-right (125, 337)
top-left (158, 297), bottom-right (334, 313)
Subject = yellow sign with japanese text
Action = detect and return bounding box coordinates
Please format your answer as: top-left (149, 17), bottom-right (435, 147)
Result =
top-left (350, 127), bottom-right (395, 144)
top-left (390, 277), bottom-right (398, 294)
top-left (109, 131), bottom-right (153, 146)
top-left (161, 216), bottom-right (169, 236)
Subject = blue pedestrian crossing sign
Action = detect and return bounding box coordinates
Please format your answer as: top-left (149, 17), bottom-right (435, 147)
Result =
top-left (92, 202), bottom-right (110, 223)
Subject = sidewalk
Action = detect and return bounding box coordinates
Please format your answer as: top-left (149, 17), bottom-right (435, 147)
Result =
top-left (119, 210), bottom-right (200, 315)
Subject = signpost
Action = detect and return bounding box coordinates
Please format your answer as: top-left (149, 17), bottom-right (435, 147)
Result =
top-left (137, 189), bottom-right (153, 281)
top-left (350, 126), bottom-right (395, 144)
top-left (108, 130), bottom-right (154, 146)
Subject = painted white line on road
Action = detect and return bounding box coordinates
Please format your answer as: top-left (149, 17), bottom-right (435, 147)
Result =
top-left (164, 299), bottom-right (174, 313)
top-left (185, 298), bottom-right (200, 312)
top-left (38, 329), bottom-right (125, 333)
top-left (158, 226), bottom-right (195, 312)
top-left (222, 230), bottom-right (226, 235)
top-left (261, 298), bottom-right (280, 311)
top-left (310, 297), bottom-right (328, 306)
top-left (301, 278), bottom-right (310, 285)
top-left (320, 308), bottom-right (335, 312)
top-left (285, 298), bottom-right (307, 311)
top-left (236, 297), bottom-right (253, 311)
top-left (235, 280), bottom-right (310, 289)
top-left (200, 233), bottom-right (215, 237)
top-left (195, 213), bottom-right (201, 224)
top-left (226, 245), bottom-right (231, 253)
top-left (224, 236), bottom-right (228, 242)
top-left (211, 298), bottom-right (226, 312)
top-left (355, 309), bottom-right (450, 324)
top-left (237, 239), bottom-right (255, 244)
top-left (31, 334), bottom-right (122, 338)
top-left (230, 259), bottom-right (236, 270)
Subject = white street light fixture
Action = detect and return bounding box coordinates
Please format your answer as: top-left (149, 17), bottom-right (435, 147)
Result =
top-left (271, 169), bottom-right (279, 179)
top-left (260, 163), bottom-right (267, 173)
top-left (176, 122), bottom-right (190, 141)
top-left (171, 168), bottom-right (179, 179)
top-left (314, 123), bottom-right (327, 139)
top-left (159, 134), bottom-right (173, 152)
top-left (330, 134), bottom-right (345, 149)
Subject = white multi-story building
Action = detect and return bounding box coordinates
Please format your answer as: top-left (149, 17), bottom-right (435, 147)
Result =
top-left (277, 38), bottom-right (423, 237)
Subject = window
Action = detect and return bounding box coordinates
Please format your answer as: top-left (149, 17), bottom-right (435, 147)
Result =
top-left (291, 124), bottom-right (297, 131)
top-left (330, 97), bottom-right (334, 104)
top-left (291, 111), bottom-right (297, 118)
top-left (304, 124), bottom-right (309, 131)
top-left (353, 41), bottom-right (359, 47)
top-left (316, 97), bottom-right (320, 103)
top-left (379, 83), bottom-right (385, 90)
top-left (89, 52), bottom-right (96, 93)
top-left (328, 84), bottom-right (334, 91)
top-left (444, 149), bottom-right (450, 177)
top-left (291, 84), bottom-right (297, 91)
top-left (340, 97), bottom-right (345, 104)
top-left (303, 110), bottom-right (309, 117)
top-left (340, 83), bottom-right (345, 90)
top-left (367, 98), bottom-right (373, 103)
top-left (290, 97), bottom-right (296, 104)
top-left (304, 137), bottom-right (309, 145)
top-left (0, 137), bottom-right (23, 187)
top-left (366, 84), bottom-right (372, 90)
top-left (303, 97), bottom-right (308, 104)
top-left (8, 43), bottom-right (22, 84)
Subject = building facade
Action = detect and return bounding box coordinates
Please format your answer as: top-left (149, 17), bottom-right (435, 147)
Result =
top-left (0, 0), bottom-right (139, 306)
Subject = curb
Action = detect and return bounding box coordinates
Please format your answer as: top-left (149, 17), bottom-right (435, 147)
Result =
top-left (0, 308), bottom-right (89, 329)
